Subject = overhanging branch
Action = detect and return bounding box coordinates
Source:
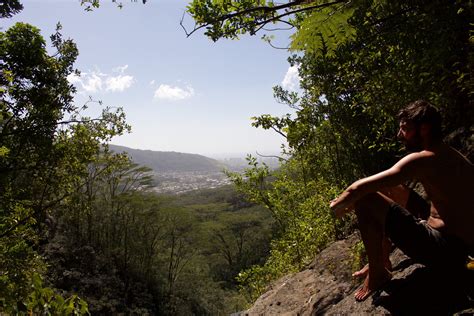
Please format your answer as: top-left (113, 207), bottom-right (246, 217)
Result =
top-left (181, 0), bottom-right (348, 38)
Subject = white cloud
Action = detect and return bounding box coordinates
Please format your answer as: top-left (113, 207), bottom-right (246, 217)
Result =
top-left (154, 84), bottom-right (195, 101)
top-left (149, 80), bottom-right (155, 86)
top-left (281, 65), bottom-right (301, 91)
top-left (106, 75), bottom-right (134, 92)
top-left (113, 64), bottom-right (128, 74)
top-left (67, 67), bottom-right (134, 93)
top-left (67, 73), bottom-right (82, 85)
top-left (82, 72), bottom-right (103, 93)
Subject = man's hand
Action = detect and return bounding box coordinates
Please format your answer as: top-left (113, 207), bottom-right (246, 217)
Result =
top-left (330, 191), bottom-right (356, 218)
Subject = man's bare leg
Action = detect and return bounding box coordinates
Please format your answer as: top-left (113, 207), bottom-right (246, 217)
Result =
top-left (353, 185), bottom-right (411, 279)
top-left (354, 192), bottom-right (393, 301)
top-left (352, 236), bottom-right (392, 278)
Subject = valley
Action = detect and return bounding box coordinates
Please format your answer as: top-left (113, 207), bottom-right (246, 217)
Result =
top-left (110, 144), bottom-right (280, 194)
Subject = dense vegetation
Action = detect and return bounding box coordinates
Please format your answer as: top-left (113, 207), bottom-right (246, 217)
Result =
top-left (45, 178), bottom-right (273, 314)
top-left (1, 0), bottom-right (472, 314)
top-left (0, 17), bottom-right (125, 313)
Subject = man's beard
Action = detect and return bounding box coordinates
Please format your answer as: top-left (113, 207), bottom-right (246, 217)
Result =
top-left (402, 131), bottom-right (423, 152)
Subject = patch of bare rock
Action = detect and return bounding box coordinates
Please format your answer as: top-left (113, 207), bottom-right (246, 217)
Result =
top-left (237, 234), bottom-right (473, 315)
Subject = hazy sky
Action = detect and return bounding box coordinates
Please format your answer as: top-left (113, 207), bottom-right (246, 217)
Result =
top-left (4, 0), bottom-right (299, 157)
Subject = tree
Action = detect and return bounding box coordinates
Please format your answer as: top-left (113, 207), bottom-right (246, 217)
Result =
top-left (49, 150), bottom-right (167, 314)
top-left (0, 22), bottom-right (129, 312)
top-left (0, 0), bottom-right (23, 18)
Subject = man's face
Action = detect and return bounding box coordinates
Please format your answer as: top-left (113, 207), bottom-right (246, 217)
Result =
top-left (397, 120), bottom-right (422, 152)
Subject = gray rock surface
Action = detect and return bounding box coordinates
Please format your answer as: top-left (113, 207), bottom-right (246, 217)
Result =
top-left (239, 234), bottom-right (473, 315)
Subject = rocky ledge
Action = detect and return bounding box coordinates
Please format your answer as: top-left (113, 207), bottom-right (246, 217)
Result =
top-left (240, 234), bottom-right (473, 315)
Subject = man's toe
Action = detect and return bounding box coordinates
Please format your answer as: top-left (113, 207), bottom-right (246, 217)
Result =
top-left (354, 287), bottom-right (372, 302)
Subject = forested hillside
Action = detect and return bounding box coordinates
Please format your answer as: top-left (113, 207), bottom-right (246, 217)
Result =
top-left (43, 184), bottom-right (273, 314)
top-left (109, 144), bottom-right (225, 172)
top-left (1, 0), bottom-right (472, 315)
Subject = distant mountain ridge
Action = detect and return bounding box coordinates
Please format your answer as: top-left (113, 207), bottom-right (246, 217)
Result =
top-left (109, 144), bottom-right (226, 172)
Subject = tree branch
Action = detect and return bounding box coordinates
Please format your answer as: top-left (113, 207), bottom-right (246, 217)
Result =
top-left (271, 125), bottom-right (287, 139)
top-left (182, 0), bottom-right (348, 38)
top-left (252, 0), bottom-right (350, 33)
top-left (256, 150), bottom-right (288, 162)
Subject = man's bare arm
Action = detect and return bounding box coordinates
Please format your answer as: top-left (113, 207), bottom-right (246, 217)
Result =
top-left (330, 152), bottom-right (429, 217)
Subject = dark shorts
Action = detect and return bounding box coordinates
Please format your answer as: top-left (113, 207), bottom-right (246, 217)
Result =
top-left (385, 203), bottom-right (468, 268)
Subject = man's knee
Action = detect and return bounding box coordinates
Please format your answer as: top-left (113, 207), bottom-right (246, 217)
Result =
top-left (355, 192), bottom-right (381, 214)
top-left (354, 192), bottom-right (392, 222)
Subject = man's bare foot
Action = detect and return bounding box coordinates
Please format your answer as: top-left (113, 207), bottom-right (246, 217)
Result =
top-left (354, 269), bottom-right (392, 302)
top-left (352, 261), bottom-right (392, 279)
top-left (352, 264), bottom-right (369, 278)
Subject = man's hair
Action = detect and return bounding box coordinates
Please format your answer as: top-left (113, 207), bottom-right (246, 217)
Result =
top-left (397, 100), bottom-right (442, 139)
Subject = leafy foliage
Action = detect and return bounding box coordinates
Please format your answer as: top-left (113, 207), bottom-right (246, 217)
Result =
top-left (26, 274), bottom-right (89, 315)
top-left (80, 0), bottom-right (147, 11)
top-left (47, 159), bottom-right (272, 314)
top-left (290, 2), bottom-right (356, 56)
top-left (0, 0), bottom-right (23, 18)
top-left (0, 22), bottom-right (128, 313)
top-left (184, 0), bottom-right (371, 60)
top-left (185, 0), bottom-right (353, 44)
top-left (227, 156), bottom-right (345, 300)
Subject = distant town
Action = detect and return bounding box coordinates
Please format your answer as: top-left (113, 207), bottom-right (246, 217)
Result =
top-left (150, 156), bottom-right (281, 194)
top-left (151, 171), bottom-right (232, 194)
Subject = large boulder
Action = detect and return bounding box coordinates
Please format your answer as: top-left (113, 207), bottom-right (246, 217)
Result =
top-left (239, 234), bottom-right (473, 315)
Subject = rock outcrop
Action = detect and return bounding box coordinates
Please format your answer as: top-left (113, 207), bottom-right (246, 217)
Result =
top-left (240, 234), bottom-right (474, 315)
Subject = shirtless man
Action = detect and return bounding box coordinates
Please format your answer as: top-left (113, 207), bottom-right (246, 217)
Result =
top-left (330, 100), bottom-right (474, 301)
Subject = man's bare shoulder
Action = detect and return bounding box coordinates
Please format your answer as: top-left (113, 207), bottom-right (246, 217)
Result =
top-left (391, 148), bottom-right (458, 179)
top-left (416, 145), bottom-right (474, 180)
top-left (395, 151), bottom-right (434, 167)
top-left (400, 145), bottom-right (471, 166)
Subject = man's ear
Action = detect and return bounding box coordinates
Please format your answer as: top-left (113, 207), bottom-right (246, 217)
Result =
top-left (419, 123), bottom-right (431, 138)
